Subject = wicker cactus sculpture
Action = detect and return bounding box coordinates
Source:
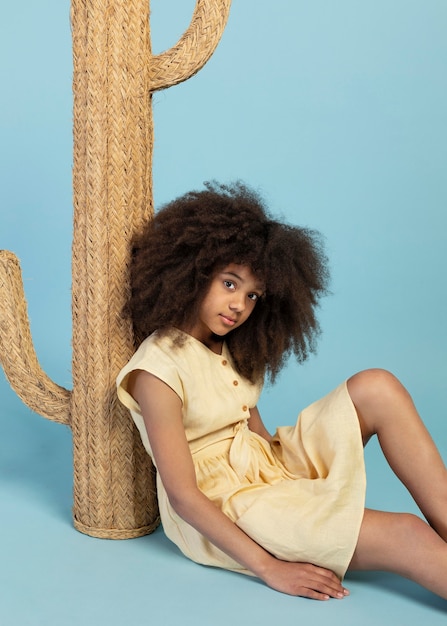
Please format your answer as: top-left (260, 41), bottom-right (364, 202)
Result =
top-left (0, 0), bottom-right (232, 539)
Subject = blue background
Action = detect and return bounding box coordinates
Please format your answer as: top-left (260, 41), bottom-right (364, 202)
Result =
top-left (1, 1), bottom-right (446, 624)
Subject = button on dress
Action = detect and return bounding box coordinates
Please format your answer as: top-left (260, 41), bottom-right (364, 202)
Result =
top-left (117, 329), bottom-right (366, 579)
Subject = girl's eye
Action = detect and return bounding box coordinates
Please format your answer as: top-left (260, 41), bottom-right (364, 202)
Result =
top-left (248, 293), bottom-right (259, 301)
top-left (223, 280), bottom-right (235, 290)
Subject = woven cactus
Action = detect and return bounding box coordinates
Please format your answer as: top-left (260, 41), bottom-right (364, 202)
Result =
top-left (0, 0), bottom-right (232, 539)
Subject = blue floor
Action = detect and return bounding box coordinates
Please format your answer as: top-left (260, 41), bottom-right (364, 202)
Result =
top-left (1, 372), bottom-right (446, 626)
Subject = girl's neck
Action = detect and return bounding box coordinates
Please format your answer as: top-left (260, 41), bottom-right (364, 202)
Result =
top-left (175, 326), bottom-right (224, 355)
top-left (202, 334), bottom-right (224, 355)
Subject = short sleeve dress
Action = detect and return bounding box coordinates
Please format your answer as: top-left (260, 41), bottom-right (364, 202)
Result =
top-left (116, 329), bottom-right (366, 579)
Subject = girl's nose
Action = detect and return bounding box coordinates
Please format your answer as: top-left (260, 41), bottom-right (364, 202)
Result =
top-left (229, 294), bottom-right (245, 312)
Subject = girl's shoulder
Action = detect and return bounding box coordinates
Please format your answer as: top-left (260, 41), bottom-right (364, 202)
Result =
top-left (134, 328), bottom-right (174, 356)
top-left (117, 329), bottom-right (187, 407)
top-left (125, 328), bottom-right (187, 371)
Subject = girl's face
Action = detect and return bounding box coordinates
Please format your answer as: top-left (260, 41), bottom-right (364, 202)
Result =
top-left (187, 263), bottom-right (264, 349)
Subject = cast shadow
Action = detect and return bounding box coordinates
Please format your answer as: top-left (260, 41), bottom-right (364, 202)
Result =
top-left (0, 376), bottom-right (73, 522)
top-left (346, 571), bottom-right (447, 612)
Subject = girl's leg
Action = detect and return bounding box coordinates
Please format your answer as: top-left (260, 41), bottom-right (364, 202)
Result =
top-left (347, 368), bottom-right (447, 541)
top-left (349, 509), bottom-right (447, 599)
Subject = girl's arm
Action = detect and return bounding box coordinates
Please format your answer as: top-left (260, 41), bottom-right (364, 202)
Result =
top-left (248, 406), bottom-right (273, 443)
top-left (128, 369), bottom-right (348, 600)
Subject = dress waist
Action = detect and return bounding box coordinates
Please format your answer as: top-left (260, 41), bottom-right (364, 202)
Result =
top-left (191, 419), bottom-right (256, 481)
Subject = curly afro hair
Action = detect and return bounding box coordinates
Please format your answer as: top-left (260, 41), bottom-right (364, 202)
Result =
top-left (126, 181), bottom-right (330, 383)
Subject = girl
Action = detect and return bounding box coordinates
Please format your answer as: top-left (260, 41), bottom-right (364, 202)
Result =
top-left (117, 181), bottom-right (447, 600)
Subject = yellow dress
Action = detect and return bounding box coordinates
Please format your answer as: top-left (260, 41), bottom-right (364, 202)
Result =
top-left (116, 330), bottom-right (366, 579)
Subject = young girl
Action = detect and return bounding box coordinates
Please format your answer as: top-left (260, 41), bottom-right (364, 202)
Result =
top-left (117, 181), bottom-right (447, 601)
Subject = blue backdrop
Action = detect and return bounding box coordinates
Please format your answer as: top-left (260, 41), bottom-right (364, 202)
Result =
top-left (2, 1), bottom-right (445, 429)
top-left (1, 2), bottom-right (446, 624)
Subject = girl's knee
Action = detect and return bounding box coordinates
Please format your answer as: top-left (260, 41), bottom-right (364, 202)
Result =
top-left (351, 511), bottom-right (430, 571)
top-left (347, 369), bottom-right (411, 441)
top-left (347, 368), bottom-right (409, 410)
top-left (373, 512), bottom-right (428, 547)
top-left (394, 512), bottom-right (428, 539)
top-left (348, 368), bottom-right (398, 396)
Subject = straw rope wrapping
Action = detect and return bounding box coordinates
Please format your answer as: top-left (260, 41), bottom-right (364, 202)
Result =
top-left (150, 0), bottom-right (232, 90)
top-left (0, 251), bottom-right (70, 423)
top-left (0, 0), bottom-right (232, 539)
top-left (70, 0), bottom-right (159, 539)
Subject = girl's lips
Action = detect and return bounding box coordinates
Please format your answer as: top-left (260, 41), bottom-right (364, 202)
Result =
top-left (220, 314), bottom-right (236, 326)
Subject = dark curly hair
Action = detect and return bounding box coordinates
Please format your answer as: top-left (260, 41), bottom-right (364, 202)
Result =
top-left (126, 181), bottom-right (330, 383)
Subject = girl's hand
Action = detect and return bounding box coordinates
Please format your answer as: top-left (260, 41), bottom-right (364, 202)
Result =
top-left (261, 559), bottom-right (349, 600)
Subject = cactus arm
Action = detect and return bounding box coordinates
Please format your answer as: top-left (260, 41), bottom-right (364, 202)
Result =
top-left (149, 0), bottom-right (232, 91)
top-left (0, 250), bottom-right (71, 424)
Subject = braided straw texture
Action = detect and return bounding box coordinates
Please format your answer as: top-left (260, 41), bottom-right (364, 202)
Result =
top-left (151, 0), bottom-right (232, 90)
top-left (0, 250), bottom-right (71, 423)
top-left (0, 0), bottom-right (231, 539)
top-left (71, 0), bottom-right (158, 538)
top-left (69, 0), bottom-right (231, 538)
